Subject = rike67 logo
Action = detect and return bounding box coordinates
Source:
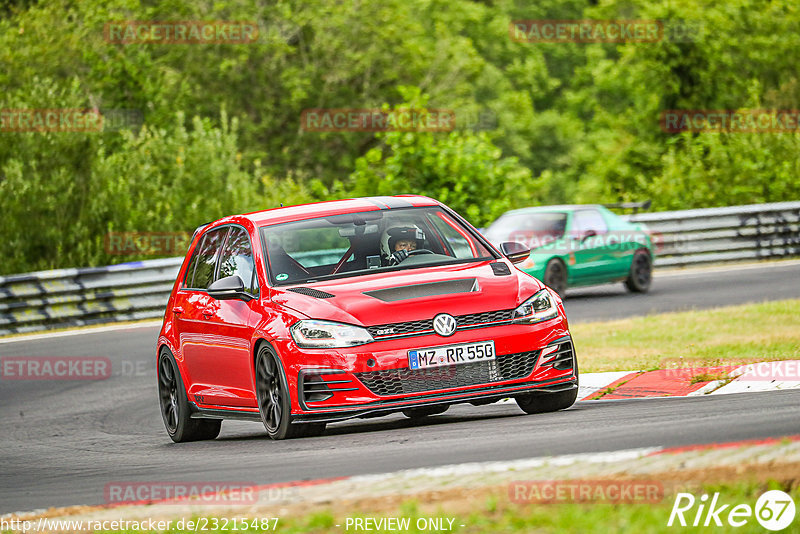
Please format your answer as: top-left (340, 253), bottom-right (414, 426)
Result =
top-left (668, 490), bottom-right (796, 531)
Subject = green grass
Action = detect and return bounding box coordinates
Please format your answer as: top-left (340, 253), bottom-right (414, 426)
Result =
top-left (570, 299), bottom-right (800, 373)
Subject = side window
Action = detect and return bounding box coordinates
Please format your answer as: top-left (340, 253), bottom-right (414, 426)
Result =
top-left (218, 226), bottom-right (259, 295)
top-left (187, 227), bottom-right (228, 289)
top-left (572, 210), bottom-right (608, 236)
top-left (183, 239), bottom-right (203, 287)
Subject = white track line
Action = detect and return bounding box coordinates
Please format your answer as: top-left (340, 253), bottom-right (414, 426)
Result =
top-left (0, 321), bottom-right (162, 344)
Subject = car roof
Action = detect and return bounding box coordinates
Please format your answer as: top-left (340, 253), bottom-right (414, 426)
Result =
top-left (237, 195), bottom-right (442, 227)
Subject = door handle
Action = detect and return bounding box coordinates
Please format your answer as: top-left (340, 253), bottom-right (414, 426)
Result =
top-left (172, 306), bottom-right (183, 315)
top-left (202, 306), bottom-right (214, 318)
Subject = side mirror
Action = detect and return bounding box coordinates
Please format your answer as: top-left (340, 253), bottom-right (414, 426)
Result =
top-left (499, 242), bottom-right (530, 264)
top-left (207, 275), bottom-right (253, 301)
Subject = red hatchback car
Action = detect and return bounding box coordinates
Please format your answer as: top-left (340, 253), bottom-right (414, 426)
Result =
top-left (157, 196), bottom-right (578, 441)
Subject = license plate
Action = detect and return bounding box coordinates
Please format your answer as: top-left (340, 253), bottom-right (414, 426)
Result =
top-left (408, 341), bottom-right (495, 370)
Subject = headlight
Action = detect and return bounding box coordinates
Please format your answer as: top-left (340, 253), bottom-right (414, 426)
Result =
top-left (290, 320), bottom-right (374, 348)
top-left (512, 289), bottom-right (558, 324)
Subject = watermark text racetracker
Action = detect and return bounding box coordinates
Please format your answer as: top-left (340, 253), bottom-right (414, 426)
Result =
top-left (510, 480), bottom-right (663, 504)
top-left (659, 358), bottom-right (800, 381)
top-left (661, 109), bottom-right (800, 133)
top-left (105, 231), bottom-right (191, 256)
top-left (504, 230), bottom-right (655, 254)
top-left (736, 361), bottom-right (800, 382)
top-left (104, 21), bottom-right (258, 44)
top-left (0, 108), bottom-right (143, 132)
top-left (301, 108), bottom-right (455, 132)
top-left (1, 357), bottom-right (111, 380)
top-left (510, 20), bottom-right (662, 43)
top-left (0, 357), bottom-right (154, 380)
top-left (510, 19), bottom-right (702, 43)
top-left (104, 481), bottom-right (266, 505)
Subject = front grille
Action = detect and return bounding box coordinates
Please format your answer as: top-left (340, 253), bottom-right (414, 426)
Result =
top-left (369, 319), bottom-right (432, 337)
top-left (367, 309), bottom-right (515, 339)
top-left (458, 309), bottom-right (514, 326)
top-left (497, 350), bottom-right (541, 378)
top-left (354, 350), bottom-right (540, 396)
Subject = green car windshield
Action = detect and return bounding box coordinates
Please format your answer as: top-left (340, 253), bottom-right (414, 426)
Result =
top-left (484, 212), bottom-right (568, 250)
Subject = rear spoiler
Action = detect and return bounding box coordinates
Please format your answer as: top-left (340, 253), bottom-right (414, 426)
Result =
top-left (603, 200), bottom-right (651, 214)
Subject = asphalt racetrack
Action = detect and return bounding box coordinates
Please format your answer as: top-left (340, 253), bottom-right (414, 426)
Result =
top-left (2, 260), bottom-right (799, 513)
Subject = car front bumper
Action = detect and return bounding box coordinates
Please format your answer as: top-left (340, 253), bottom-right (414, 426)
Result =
top-left (292, 375), bottom-right (578, 423)
top-left (278, 317), bottom-right (577, 422)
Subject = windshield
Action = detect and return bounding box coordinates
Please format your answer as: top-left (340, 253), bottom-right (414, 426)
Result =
top-left (260, 207), bottom-right (494, 285)
top-left (484, 212), bottom-right (568, 249)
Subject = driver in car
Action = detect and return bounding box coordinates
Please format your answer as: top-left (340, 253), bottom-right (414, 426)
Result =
top-left (381, 225), bottom-right (426, 265)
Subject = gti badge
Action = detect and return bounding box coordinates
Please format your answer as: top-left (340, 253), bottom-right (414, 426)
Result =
top-left (432, 313), bottom-right (457, 337)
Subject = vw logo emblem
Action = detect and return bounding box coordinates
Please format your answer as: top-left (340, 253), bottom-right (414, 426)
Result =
top-left (432, 313), bottom-right (457, 337)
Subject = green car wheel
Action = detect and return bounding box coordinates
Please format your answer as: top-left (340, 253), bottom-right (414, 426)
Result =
top-left (543, 259), bottom-right (567, 296)
top-left (625, 249), bottom-right (652, 293)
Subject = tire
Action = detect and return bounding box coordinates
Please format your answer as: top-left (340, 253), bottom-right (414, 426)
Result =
top-left (515, 357), bottom-right (579, 414)
top-left (625, 249), bottom-right (652, 293)
top-left (255, 343), bottom-right (326, 440)
top-left (157, 349), bottom-right (221, 442)
top-left (402, 405), bottom-right (449, 419)
top-left (543, 259), bottom-right (567, 297)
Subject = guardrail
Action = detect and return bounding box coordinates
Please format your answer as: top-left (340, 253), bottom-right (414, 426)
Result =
top-left (2, 201), bottom-right (799, 336)
top-left (627, 201), bottom-right (800, 267)
top-left (0, 258), bottom-right (183, 336)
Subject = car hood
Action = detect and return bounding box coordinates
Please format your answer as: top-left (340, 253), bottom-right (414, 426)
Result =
top-left (271, 260), bottom-right (543, 326)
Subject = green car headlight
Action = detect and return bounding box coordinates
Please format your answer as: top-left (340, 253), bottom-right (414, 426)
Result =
top-left (512, 289), bottom-right (559, 324)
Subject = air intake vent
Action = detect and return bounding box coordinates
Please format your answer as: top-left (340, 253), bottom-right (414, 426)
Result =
top-left (364, 278), bottom-right (478, 302)
top-left (540, 340), bottom-right (575, 371)
top-left (299, 370), bottom-right (359, 406)
top-left (286, 287), bottom-right (335, 299)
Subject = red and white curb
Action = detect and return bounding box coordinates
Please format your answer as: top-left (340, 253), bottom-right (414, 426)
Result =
top-left (577, 360), bottom-right (800, 400)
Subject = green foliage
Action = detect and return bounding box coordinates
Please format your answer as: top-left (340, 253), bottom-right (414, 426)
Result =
top-left (0, 80), bottom-right (309, 272)
top-left (555, 0), bottom-right (800, 207)
top-left (1, 0), bottom-right (798, 273)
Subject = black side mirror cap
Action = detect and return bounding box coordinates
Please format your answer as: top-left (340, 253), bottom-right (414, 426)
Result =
top-left (207, 275), bottom-right (253, 301)
top-left (499, 242), bottom-right (530, 264)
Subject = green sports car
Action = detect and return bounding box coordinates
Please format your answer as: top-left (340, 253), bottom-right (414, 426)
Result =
top-left (483, 205), bottom-right (654, 296)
